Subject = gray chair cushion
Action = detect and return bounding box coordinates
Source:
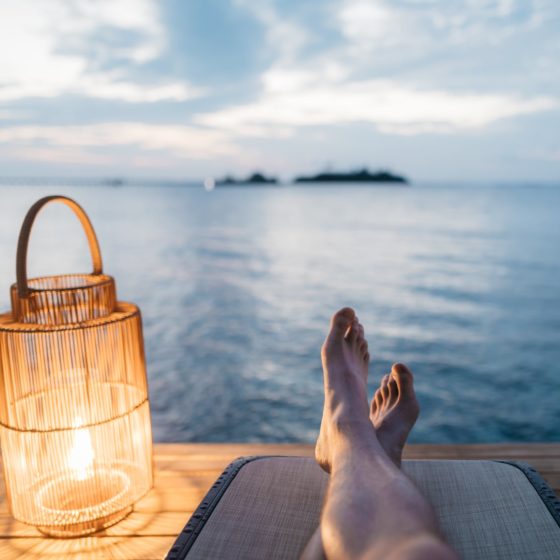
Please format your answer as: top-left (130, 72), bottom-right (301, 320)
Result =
top-left (167, 457), bottom-right (560, 560)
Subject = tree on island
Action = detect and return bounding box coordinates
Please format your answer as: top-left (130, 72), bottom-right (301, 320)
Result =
top-left (216, 172), bottom-right (278, 186)
top-left (294, 168), bottom-right (408, 184)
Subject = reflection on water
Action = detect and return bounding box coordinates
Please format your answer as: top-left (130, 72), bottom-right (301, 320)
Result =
top-left (1, 183), bottom-right (559, 443)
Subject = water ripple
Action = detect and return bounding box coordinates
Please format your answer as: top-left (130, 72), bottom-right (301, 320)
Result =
top-left (1, 183), bottom-right (559, 443)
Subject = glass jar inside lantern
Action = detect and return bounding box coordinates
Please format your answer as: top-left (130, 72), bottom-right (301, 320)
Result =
top-left (0, 196), bottom-right (153, 537)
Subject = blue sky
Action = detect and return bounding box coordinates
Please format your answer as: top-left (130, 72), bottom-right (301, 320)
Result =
top-left (0, 0), bottom-right (558, 182)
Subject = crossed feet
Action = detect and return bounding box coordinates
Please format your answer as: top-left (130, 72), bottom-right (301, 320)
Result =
top-left (315, 307), bottom-right (419, 473)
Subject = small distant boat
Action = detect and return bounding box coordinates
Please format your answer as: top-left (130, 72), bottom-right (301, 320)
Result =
top-left (103, 178), bottom-right (125, 187)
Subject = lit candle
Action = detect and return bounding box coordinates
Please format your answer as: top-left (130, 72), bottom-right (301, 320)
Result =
top-left (67, 417), bottom-right (94, 481)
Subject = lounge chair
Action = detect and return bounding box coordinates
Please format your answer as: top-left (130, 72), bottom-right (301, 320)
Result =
top-left (167, 456), bottom-right (560, 559)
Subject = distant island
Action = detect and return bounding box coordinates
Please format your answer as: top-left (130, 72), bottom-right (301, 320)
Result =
top-left (209, 168), bottom-right (408, 188)
top-left (294, 168), bottom-right (408, 184)
top-left (216, 172), bottom-right (278, 186)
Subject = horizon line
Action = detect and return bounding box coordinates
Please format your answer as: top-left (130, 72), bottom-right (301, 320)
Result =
top-left (0, 176), bottom-right (559, 187)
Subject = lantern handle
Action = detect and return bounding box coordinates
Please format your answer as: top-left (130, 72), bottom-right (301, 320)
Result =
top-left (16, 196), bottom-right (103, 298)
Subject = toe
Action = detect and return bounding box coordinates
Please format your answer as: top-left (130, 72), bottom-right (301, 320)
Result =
top-left (380, 374), bottom-right (390, 406)
top-left (387, 378), bottom-right (398, 408)
top-left (391, 363), bottom-right (414, 394)
top-left (331, 307), bottom-right (355, 332)
top-left (345, 318), bottom-right (360, 344)
top-left (325, 308), bottom-right (355, 347)
top-left (373, 389), bottom-right (382, 412)
top-left (357, 323), bottom-right (364, 340)
top-left (359, 340), bottom-right (368, 356)
top-left (370, 392), bottom-right (379, 417)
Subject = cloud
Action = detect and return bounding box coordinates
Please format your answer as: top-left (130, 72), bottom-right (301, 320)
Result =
top-left (234, 0), bottom-right (309, 64)
top-left (0, 0), bottom-right (197, 103)
top-left (196, 75), bottom-right (558, 135)
top-left (0, 76), bottom-right (198, 104)
top-left (192, 0), bottom-right (558, 137)
top-left (0, 0), bottom-right (558, 179)
top-left (0, 123), bottom-right (238, 160)
top-left (338, 1), bottom-right (419, 51)
top-left (337, 0), bottom-right (548, 55)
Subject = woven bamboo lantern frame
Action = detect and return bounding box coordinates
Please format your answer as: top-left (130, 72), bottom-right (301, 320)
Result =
top-left (0, 196), bottom-right (153, 537)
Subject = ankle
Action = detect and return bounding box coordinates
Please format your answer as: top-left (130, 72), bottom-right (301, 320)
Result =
top-left (329, 407), bottom-right (372, 437)
top-left (330, 436), bottom-right (389, 474)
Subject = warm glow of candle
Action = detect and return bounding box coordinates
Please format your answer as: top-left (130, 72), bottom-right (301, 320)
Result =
top-left (68, 417), bottom-right (94, 480)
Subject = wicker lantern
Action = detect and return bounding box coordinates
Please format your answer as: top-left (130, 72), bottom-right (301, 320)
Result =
top-left (0, 196), bottom-right (153, 537)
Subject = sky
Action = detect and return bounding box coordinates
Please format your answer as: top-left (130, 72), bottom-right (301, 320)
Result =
top-left (0, 0), bottom-right (559, 182)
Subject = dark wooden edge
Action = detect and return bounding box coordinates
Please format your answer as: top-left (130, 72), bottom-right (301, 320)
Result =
top-left (165, 457), bottom-right (560, 559)
top-left (497, 460), bottom-right (560, 529)
top-left (164, 455), bottom-right (264, 560)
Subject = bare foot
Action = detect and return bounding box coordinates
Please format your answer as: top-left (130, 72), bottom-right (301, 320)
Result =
top-left (370, 363), bottom-right (419, 467)
top-left (315, 308), bottom-right (378, 473)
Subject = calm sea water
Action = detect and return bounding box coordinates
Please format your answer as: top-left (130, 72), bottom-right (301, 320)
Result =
top-left (1, 182), bottom-right (559, 444)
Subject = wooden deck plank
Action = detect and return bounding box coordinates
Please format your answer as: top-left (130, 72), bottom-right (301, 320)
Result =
top-left (0, 536), bottom-right (177, 560)
top-left (0, 442), bottom-right (558, 559)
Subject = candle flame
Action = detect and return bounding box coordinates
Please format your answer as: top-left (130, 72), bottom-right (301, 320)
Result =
top-left (68, 417), bottom-right (94, 480)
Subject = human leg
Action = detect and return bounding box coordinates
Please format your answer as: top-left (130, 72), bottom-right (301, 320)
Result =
top-left (301, 308), bottom-right (457, 560)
